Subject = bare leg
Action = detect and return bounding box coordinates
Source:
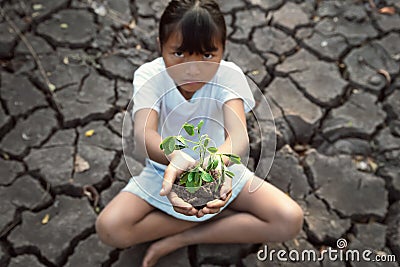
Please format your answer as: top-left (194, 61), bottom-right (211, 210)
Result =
top-left (142, 177), bottom-right (304, 267)
top-left (96, 192), bottom-right (199, 248)
top-left (96, 191), bottom-right (234, 248)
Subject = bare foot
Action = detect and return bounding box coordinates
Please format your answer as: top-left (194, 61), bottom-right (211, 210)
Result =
top-left (141, 236), bottom-right (184, 267)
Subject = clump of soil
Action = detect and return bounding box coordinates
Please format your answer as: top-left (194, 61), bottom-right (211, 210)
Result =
top-left (172, 176), bottom-right (222, 210)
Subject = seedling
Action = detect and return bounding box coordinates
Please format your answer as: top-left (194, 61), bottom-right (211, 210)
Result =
top-left (160, 120), bottom-right (241, 194)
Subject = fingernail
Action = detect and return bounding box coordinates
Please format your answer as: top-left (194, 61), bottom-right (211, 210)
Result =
top-left (221, 193), bottom-right (226, 200)
top-left (159, 188), bottom-right (165, 195)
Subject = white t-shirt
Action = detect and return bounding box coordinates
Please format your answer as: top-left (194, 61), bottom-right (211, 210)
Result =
top-left (132, 57), bottom-right (255, 160)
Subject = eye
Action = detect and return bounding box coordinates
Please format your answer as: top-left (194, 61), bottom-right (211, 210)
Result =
top-left (203, 53), bottom-right (214, 59)
top-left (174, 51), bottom-right (184, 58)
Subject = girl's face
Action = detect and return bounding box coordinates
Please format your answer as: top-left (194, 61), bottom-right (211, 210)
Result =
top-left (161, 31), bottom-right (224, 99)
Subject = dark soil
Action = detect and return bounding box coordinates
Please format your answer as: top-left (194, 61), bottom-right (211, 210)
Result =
top-left (172, 178), bottom-right (222, 210)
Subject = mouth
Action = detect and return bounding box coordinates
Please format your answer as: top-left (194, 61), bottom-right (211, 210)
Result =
top-left (180, 82), bottom-right (201, 87)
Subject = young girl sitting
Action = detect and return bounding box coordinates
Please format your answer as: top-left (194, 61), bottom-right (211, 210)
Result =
top-left (96, 1), bottom-right (304, 266)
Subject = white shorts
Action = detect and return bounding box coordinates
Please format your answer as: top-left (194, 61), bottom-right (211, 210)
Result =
top-left (121, 158), bottom-right (255, 222)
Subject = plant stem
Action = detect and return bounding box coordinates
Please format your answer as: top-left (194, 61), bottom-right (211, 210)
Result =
top-left (219, 154), bottom-right (224, 184)
top-left (181, 138), bottom-right (198, 145)
top-left (199, 142), bottom-right (205, 166)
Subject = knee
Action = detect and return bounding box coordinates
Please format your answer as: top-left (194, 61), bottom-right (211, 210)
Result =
top-left (277, 202), bottom-right (304, 240)
top-left (95, 212), bottom-right (133, 249)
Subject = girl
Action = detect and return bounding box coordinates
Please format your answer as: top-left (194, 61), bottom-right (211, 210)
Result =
top-left (96, 1), bottom-right (304, 266)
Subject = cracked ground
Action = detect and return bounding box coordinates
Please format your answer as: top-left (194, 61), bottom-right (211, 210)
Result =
top-left (0, 0), bottom-right (400, 266)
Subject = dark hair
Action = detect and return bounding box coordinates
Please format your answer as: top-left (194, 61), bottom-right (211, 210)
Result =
top-left (159, 0), bottom-right (226, 54)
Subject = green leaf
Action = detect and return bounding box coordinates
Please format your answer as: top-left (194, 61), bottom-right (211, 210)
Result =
top-left (207, 147), bottom-right (218, 153)
top-left (163, 137), bottom-right (176, 155)
top-left (186, 186), bottom-right (198, 193)
top-left (202, 172), bottom-right (214, 182)
top-left (196, 172), bottom-right (203, 187)
top-left (194, 172), bottom-right (201, 184)
top-left (186, 179), bottom-right (199, 193)
top-left (225, 170), bottom-right (235, 178)
top-left (175, 144), bottom-right (186, 150)
top-left (223, 154), bottom-right (241, 164)
top-left (206, 157), bottom-right (214, 171)
top-left (197, 120), bottom-right (204, 133)
top-left (176, 136), bottom-right (187, 145)
top-left (231, 157), bottom-right (241, 164)
top-left (160, 136), bottom-right (176, 155)
top-left (187, 178), bottom-right (195, 187)
top-left (183, 123), bottom-right (195, 136)
top-left (203, 138), bottom-right (209, 147)
top-left (180, 172), bottom-right (189, 185)
top-left (159, 137), bottom-right (168, 150)
top-left (212, 159), bottom-right (219, 169)
top-left (188, 172), bottom-right (195, 182)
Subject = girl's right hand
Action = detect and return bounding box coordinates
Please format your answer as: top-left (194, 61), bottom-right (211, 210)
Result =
top-left (159, 150), bottom-right (199, 216)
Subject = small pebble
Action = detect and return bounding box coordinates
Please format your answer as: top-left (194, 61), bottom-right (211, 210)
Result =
top-left (92, 3), bottom-right (107, 16)
top-left (356, 161), bottom-right (369, 171)
top-left (313, 16), bottom-right (320, 22)
top-left (21, 133), bottom-right (31, 140)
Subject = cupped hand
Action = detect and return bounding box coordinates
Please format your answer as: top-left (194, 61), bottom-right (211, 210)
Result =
top-left (167, 191), bottom-right (198, 216)
top-left (159, 150), bottom-right (199, 216)
top-left (197, 175), bottom-right (232, 218)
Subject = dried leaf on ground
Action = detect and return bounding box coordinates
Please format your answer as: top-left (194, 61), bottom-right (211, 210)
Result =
top-left (63, 56), bottom-right (69, 65)
top-left (83, 185), bottom-right (100, 208)
top-left (128, 19), bottom-right (136, 29)
top-left (74, 155), bottom-right (90, 173)
top-left (85, 129), bottom-right (95, 137)
top-left (377, 69), bottom-right (391, 85)
top-left (48, 83), bottom-right (56, 92)
top-left (379, 7), bottom-right (396, 14)
top-left (41, 214), bottom-right (50, 224)
top-left (354, 156), bottom-right (378, 173)
top-left (367, 157), bottom-right (378, 172)
top-left (32, 4), bottom-right (43, 11)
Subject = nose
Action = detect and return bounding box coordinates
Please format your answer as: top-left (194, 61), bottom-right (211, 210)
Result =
top-left (184, 61), bottom-right (201, 76)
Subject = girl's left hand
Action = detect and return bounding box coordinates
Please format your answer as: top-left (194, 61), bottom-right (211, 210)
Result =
top-left (160, 150), bottom-right (199, 216)
top-left (196, 176), bottom-right (232, 218)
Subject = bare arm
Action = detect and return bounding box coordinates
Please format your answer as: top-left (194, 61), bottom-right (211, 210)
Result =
top-left (134, 108), bottom-right (199, 215)
top-left (197, 98), bottom-right (249, 218)
top-left (218, 98), bottom-right (249, 166)
top-left (133, 108), bottom-right (170, 165)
